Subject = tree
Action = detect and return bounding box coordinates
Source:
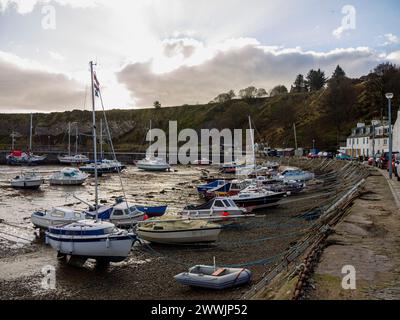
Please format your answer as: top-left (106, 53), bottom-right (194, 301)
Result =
top-left (331, 65), bottom-right (346, 80)
top-left (212, 90), bottom-right (236, 103)
top-left (227, 90), bottom-right (236, 99)
top-left (153, 101), bottom-right (161, 109)
top-left (306, 69), bottom-right (327, 91)
top-left (256, 88), bottom-right (268, 97)
top-left (239, 86), bottom-right (258, 99)
top-left (290, 74), bottom-right (308, 93)
top-left (213, 93), bottom-right (231, 103)
top-left (270, 85), bottom-right (288, 97)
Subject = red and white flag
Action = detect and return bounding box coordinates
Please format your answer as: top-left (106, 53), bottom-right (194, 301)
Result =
top-left (93, 72), bottom-right (100, 96)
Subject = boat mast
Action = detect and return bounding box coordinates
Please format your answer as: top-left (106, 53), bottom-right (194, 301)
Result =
top-left (29, 113), bottom-right (33, 151)
top-left (100, 118), bottom-right (103, 160)
top-left (68, 122), bottom-right (71, 156)
top-left (248, 115), bottom-right (255, 171)
top-left (90, 61), bottom-right (99, 219)
top-left (11, 132), bottom-right (15, 150)
top-left (75, 126), bottom-right (78, 155)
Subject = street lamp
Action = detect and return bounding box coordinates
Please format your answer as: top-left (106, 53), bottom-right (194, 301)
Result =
top-left (386, 93), bottom-right (394, 179)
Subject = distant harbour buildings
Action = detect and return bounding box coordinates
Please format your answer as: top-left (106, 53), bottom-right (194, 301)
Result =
top-left (342, 120), bottom-right (390, 157)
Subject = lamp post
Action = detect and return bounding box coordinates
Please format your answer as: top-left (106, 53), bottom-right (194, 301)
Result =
top-left (386, 93), bottom-right (394, 179)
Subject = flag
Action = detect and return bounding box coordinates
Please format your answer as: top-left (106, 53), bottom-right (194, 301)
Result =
top-left (93, 72), bottom-right (100, 97)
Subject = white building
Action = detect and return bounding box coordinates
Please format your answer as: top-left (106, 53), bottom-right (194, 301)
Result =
top-left (344, 120), bottom-right (389, 157)
top-left (392, 109), bottom-right (400, 153)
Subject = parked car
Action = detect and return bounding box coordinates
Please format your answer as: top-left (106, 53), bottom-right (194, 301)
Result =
top-left (379, 151), bottom-right (399, 170)
top-left (263, 148), bottom-right (278, 157)
top-left (307, 153), bottom-right (319, 159)
top-left (336, 153), bottom-right (352, 161)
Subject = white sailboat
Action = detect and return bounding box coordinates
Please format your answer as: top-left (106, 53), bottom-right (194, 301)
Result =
top-left (45, 61), bottom-right (136, 264)
top-left (137, 120), bottom-right (170, 171)
top-left (58, 123), bottom-right (90, 164)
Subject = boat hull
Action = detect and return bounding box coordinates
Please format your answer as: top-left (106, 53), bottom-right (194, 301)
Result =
top-left (175, 265), bottom-right (252, 290)
top-left (137, 164), bottom-right (170, 171)
top-left (137, 227), bottom-right (221, 244)
top-left (11, 179), bottom-right (44, 189)
top-left (45, 233), bottom-right (135, 262)
top-left (231, 192), bottom-right (286, 212)
top-left (49, 178), bottom-right (86, 185)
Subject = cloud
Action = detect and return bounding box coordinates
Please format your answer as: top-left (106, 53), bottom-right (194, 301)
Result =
top-left (48, 50), bottom-right (65, 61)
top-left (0, 51), bottom-right (85, 112)
top-left (381, 33), bottom-right (399, 46)
top-left (0, 0), bottom-right (96, 14)
top-left (117, 40), bottom-right (385, 108)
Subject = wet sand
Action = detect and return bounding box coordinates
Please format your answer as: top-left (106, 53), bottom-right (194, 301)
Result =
top-left (0, 164), bottom-right (331, 299)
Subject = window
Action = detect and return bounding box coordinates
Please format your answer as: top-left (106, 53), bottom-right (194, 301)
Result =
top-left (214, 200), bottom-right (225, 207)
top-left (113, 209), bottom-right (124, 216)
top-left (223, 200), bottom-right (231, 207)
top-left (51, 210), bottom-right (65, 218)
top-left (384, 139), bottom-right (388, 145)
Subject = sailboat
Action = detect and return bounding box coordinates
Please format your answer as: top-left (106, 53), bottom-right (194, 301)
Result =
top-left (6, 114), bottom-right (47, 165)
top-left (137, 120), bottom-right (170, 171)
top-left (45, 61), bottom-right (136, 264)
top-left (58, 123), bottom-right (90, 164)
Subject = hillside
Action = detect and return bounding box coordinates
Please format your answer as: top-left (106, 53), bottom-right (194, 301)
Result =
top-left (1, 64), bottom-right (399, 152)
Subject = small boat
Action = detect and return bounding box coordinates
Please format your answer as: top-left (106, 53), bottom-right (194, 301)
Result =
top-left (135, 204), bottom-right (167, 217)
top-left (174, 265), bottom-right (252, 289)
top-left (31, 207), bottom-right (87, 229)
top-left (58, 154), bottom-right (90, 164)
top-left (181, 197), bottom-right (247, 219)
top-left (137, 156), bottom-right (170, 171)
top-left (136, 216), bottom-right (221, 244)
top-left (202, 180), bottom-right (244, 200)
top-left (10, 172), bottom-right (44, 189)
top-left (85, 202), bottom-right (145, 227)
top-left (46, 220), bottom-right (136, 263)
top-left (264, 161), bottom-right (280, 169)
top-left (278, 169), bottom-right (315, 182)
top-left (197, 180), bottom-right (226, 193)
top-left (49, 168), bottom-right (88, 185)
top-left (229, 188), bottom-right (286, 212)
top-left (6, 150), bottom-right (46, 165)
top-left (80, 159), bottom-right (126, 174)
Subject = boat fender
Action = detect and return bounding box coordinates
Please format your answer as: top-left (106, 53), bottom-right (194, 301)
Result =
top-left (45, 235), bottom-right (49, 245)
top-left (106, 237), bottom-right (110, 248)
top-left (143, 214), bottom-right (149, 221)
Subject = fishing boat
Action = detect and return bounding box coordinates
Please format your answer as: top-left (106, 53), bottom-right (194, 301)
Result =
top-left (6, 150), bottom-right (46, 165)
top-left (137, 156), bottom-right (170, 171)
top-left (10, 172), bottom-right (44, 189)
top-left (182, 197), bottom-right (247, 219)
top-left (197, 180), bottom-right (226, 193)
top-left (229, 188), bottom-right (286, 212)
top-left (49, 168), bottom-right (88, 185)
top-left (6, 114), bottom-right (47, 165)
top-left (202, 180), bottom-right (244, 200)
top-left (31, 207), bottom-right (87, 229)
top-left (45, 61), bottom-right (136, 264)
top-left (85, 202), bottom-right (145, 227)
top-left (174, 265), bottom-right (252, 289)
top-left (136, 216), bottom-right (222, 244)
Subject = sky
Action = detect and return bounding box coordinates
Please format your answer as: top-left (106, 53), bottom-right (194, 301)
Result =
top-left (0, 0), bottom-right (399, 112)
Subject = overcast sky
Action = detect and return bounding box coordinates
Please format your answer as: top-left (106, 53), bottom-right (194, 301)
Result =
top-left (0, 0), bottom-right (399, 112)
